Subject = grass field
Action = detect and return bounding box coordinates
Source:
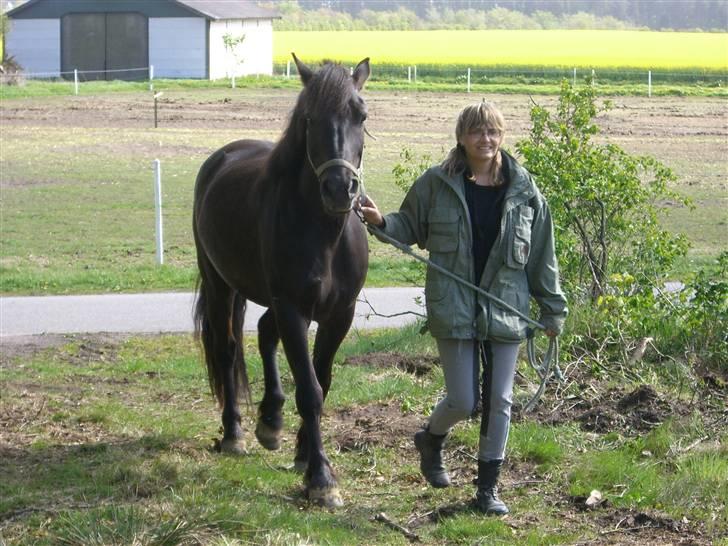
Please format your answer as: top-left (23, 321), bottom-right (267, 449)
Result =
top-left (1, 326), bottom-right (726, 545)
top-left (1, 87), bottom-right (725, 295)
top-left (275, 30), bottom-right (728, 71)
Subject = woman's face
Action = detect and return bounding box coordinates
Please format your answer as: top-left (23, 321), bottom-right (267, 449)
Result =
top-left (459, 125), bottom-right (503, 164)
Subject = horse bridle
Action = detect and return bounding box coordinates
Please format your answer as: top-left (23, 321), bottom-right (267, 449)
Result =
top-left (305, 118), bottom-right (362, 211)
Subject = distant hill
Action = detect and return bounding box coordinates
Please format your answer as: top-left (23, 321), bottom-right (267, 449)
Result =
top-left (272, 0), bottom-right (727, 32)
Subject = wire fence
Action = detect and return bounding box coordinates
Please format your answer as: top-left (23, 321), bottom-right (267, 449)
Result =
top-left (1, 63), bottom-right (724, 94)
top-left (0, 66), bottom-right (153, 91)
top-left (274, 61), bottom-right (726, 88)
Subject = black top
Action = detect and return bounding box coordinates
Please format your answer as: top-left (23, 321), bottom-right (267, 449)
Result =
top-left (464, 166), bottom-right (508, 283)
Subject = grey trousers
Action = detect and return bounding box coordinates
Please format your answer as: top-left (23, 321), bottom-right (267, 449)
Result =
top-left (428, 338), bottom-right (520, 461)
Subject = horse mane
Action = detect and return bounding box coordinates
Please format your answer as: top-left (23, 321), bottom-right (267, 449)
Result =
top-left (265, 61), bottom-right (358, 180)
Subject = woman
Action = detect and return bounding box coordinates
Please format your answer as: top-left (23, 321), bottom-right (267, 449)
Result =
top-left (358, 101), bottom-right (567, 515)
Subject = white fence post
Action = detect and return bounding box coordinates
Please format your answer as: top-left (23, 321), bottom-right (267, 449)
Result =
top-left (467, 68), bottom-right (471, 93)
top-left (74, 69), bottom-right (79, 95)
top-left (414, 65), bottom-right (417, 82)
top-left (648, 70), bottom-right (652, 97)
top-left (286, 60), bottom-right (291, 79)
top-left (408, 66), bottom-right (411, 83)
top-left (152, 159), bottom-right (164, 265)
top-left (149, 65), bottom-right (154, 91)
top-left (573, 67), bottom-right (576, 86)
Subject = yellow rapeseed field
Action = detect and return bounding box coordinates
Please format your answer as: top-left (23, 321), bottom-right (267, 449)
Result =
top-left (275, 30), bottom-right (728, 70)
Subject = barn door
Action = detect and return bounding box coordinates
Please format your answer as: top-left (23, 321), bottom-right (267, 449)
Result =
top-left (61, 13), bottom-right (148, 81)
top-left (61, 13), bottom-right (105, 80)
top-left (106, 13), bottom-right (148, 80)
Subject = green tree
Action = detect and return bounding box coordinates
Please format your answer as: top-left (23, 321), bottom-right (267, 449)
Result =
top-left (222, 32), bottom-right (245, 80)
top-left (515, 78), bottom-right (690, 301)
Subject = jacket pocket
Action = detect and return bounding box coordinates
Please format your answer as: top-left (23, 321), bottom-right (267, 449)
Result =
top-left (426, 207), bottom-right (460, 253)
top-left (488, 276), bottom-right (530, 341)
top-left (507, 205), bottom-right (534, 268)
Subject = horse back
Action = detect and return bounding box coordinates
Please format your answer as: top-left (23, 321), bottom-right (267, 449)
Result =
top-left (193, 139), bottom-right (274, 303)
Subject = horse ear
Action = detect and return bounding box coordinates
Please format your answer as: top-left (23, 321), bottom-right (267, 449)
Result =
top-left (352, 57), bottom-right (371, 91)
top-left (292, 52), bottom-right (313, 86)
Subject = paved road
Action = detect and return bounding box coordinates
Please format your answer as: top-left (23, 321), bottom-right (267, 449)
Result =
top-left (0, 287), bottom-right (425, 338)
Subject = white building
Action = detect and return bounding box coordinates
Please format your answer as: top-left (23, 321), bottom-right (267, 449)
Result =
top-left (5, 0), bottom-right (280, 80)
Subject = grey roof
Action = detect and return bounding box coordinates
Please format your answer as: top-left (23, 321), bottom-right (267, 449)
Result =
top-left (174, 0), bottom-right (280, 20)
top-left (6, 0), bottom-right (279, 19)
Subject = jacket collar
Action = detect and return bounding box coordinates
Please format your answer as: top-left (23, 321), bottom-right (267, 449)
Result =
top-left (432, 150), bottom-right (535, 206)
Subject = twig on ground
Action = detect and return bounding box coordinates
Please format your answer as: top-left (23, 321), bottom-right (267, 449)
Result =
top-left (600, 526), bottom-right (651, 535)
top-left (454, 447), bottom-right (478, 461)
top-left (668, 434), bottom-right (711, 457)
top-left (510, 479), bottom-right (546, 487)
top-left (357, 293), bottom-right (426, 320)
top-left (373, 512), bottom-right (420, 542)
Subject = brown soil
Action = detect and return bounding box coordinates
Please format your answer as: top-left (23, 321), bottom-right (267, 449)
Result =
top-left (329, 401), bottom-right (423, 452)
top-left (0, 91), bottom-right (725, 182)
top-left (344, 351), bottom-right (439, 376)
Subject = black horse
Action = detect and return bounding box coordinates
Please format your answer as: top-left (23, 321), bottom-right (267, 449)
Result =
top-left (192, 54), bottom-right (370, 508)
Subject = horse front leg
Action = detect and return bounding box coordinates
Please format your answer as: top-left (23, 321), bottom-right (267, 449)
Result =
top-left (255, 308), bottom-right (284, 450)
top-left (272, 298), bottom-right (342, 508)
top-left (293, 305), bottom-right (356, 473)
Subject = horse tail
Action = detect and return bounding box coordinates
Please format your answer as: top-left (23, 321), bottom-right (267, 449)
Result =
top-left (193, 272), bottom-right (218, 404)
top-left (193, 270), bottom-right (251, 408)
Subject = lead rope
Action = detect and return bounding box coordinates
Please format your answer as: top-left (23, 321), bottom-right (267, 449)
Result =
top-left (354, 190), bottom-right (561, 412)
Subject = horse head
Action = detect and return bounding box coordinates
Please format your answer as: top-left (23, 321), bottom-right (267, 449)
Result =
top-left (292, 53), bottom-right (371, 215)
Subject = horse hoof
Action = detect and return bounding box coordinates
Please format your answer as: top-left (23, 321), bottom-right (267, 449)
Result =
top-left (255, 421), bottom-right (282, 451)
top-left (219, 437), bottom-right (247, 455)
top-left (308, 486), bottom-right (344, 508)
top-left (293, 459), bottom-right (308, 473)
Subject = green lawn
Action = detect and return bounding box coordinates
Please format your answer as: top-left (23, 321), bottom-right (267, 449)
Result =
top-left (1, 326), bottom-right (726, 544)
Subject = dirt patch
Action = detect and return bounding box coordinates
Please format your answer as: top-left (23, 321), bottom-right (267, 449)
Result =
top-left (0, 334), bottom-right (70, 367)
top-left (1, 333), bottom-right (130, 368)
top-left (329, 401), bottom-right (423, 452)
top-left (344, 351), bottom-right (439, 376)
top-left (587, 507), bottom-right (709, 545)
top-left (516, 377), bottom-right (687, 436)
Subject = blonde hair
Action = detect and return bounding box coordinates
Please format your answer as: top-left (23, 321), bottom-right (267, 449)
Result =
top-left (441, 101), bottom-right (506, 180)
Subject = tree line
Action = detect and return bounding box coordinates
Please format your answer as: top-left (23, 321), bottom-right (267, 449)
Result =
top-left (268, 1), bottom-right (727, 31)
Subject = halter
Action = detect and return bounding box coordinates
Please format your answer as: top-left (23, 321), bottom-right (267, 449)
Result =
top-left (305, 118), bottom-right (363, 211)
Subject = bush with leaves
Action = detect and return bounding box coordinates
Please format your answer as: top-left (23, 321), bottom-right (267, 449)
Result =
top-left (661, 252), bottom-right (728, 371)
top-left (515, 78), bottom-right (690, 301)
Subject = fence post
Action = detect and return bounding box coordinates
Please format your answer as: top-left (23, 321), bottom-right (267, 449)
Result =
top-left (467, 68), bottom-right (471, 93)
top-left (149, 65), bottom-right (154, 91)
top-left (408, 66), bottom-right (411, 83)
top-left (152, 159), bottom-right (164, 265)
top-left (74, 69), bottom-right (79, 95)
top-left (648, 70), bottom-right (652, 97)
top-left (286, 60), bottom-right (291, 79)
top-left (153, 91), bottom-right (163, 128)
top-left (414, 65), bottom-right (417, 82)
top-left (573, 67), bottom-right (576, 86)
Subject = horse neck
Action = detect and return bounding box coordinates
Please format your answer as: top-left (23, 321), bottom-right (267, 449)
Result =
top-left (268, 111), bottom-right (350, 241)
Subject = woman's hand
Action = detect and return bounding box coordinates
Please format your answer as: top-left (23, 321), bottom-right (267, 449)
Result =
top-left (357, 195), bottom-right (384, 227)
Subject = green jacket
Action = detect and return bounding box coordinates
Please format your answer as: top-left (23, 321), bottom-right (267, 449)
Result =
top-left (377, 151), bottom-right (567, 342)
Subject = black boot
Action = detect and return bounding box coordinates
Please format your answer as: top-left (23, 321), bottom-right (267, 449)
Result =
top-left (413, 426), bottom-right (451, 488)
top-left (475, 459), bottom-right (509, 515)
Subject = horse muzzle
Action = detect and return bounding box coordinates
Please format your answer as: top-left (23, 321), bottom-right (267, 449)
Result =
top-left (320, 170), bottom-right (360, 214)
